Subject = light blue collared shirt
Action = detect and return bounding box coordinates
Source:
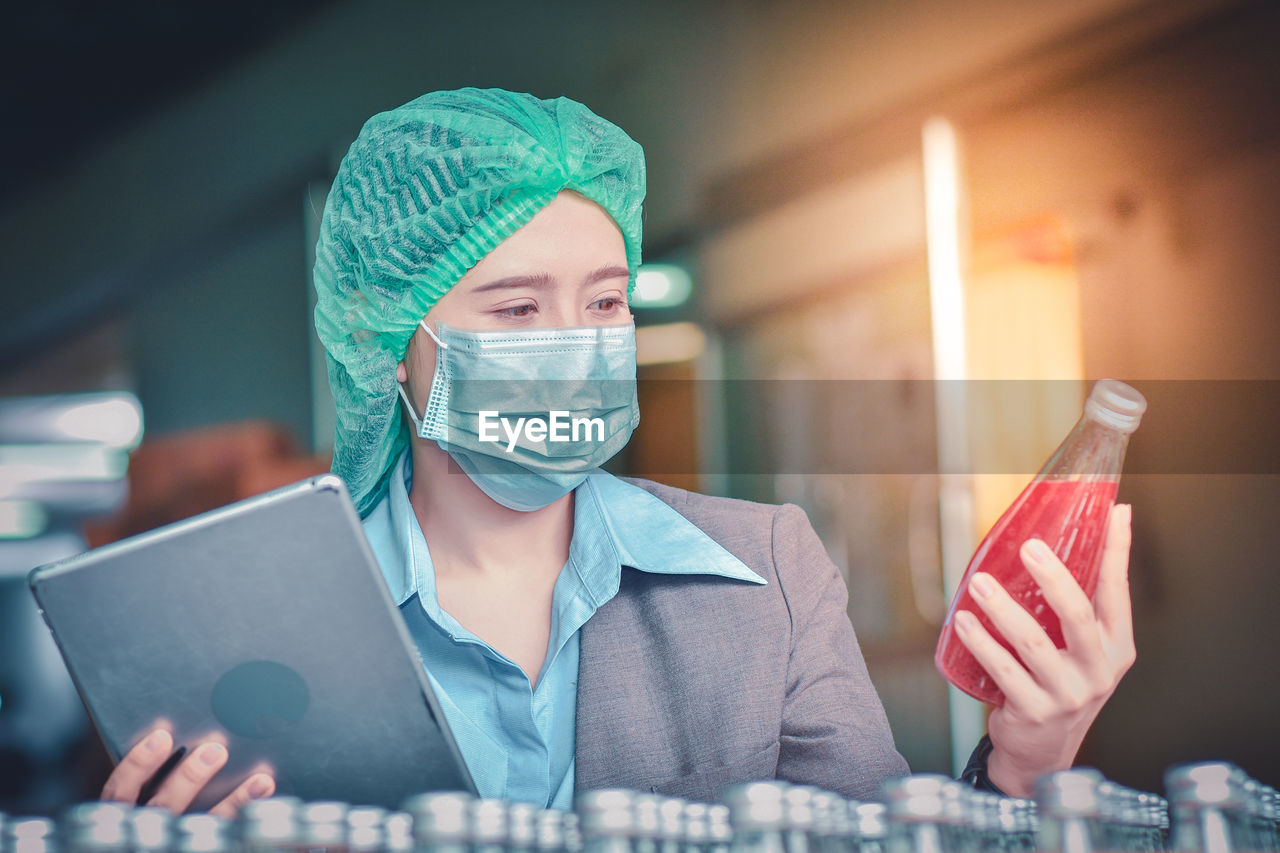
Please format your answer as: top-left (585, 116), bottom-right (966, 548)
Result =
top-left (361, 452), bottom-right (765, 809)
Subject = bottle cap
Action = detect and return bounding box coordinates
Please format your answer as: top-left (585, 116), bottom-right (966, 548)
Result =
top-left (1084, 379), bottom-right (1147, 434)
top-left (174, 814), bottom-right (230, 853)
top-left (1165, 762), bottom-right (1246, 809)
top-left (61, 803), bottom-right (129, 850)
top-left (657, 798), bottom-right (684, 841)
top-left (469, 799), bottom-right (508, 845)
top-left (403, 792), bottom-right (474, 842)
top-left (883, 774), bottom-right (949, 822)
top-left (128, 808), bottom-right (173, 853)
top-left (681, 803), bottom-right (709, 844)
top-left (505, 803), bottom-right (537, 849)
top-left (706, 805), bottom-right (732, 844)
top-left (300, 802), bottom-right (349, 847)
top-left (575, 790), bottom-right (635, 837)
top-left (721, 781), bottom-right (788, 830)
top-left (1036, 768), bottom-right (1104, 818)
top-left (851, 803), bottom-right (888, 840)
top-left (383, 812), bottom-right (414, 853)
top-left (347, 808), bottom-right (387, 853)
top-left (535, 809), bottom-right (565, 852)
top-left (8, 817), bottom-right (57, 853)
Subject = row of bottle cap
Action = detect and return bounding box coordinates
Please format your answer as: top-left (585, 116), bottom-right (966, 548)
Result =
top-left (2, 761), bottom-right (1275, 853)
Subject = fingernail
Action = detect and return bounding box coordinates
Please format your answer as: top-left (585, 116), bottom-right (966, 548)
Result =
top-left (144, 729), bottom-right (171, 753)
top-left (1024, 539), bottom-right (1052, 562)
top-left (969, 573), bottom-right (995, 599)
top-left (249, 775), bottom-right (273, 798)
top-left (199, 743), bottom-right (226, 766)
top-left (956, 610), bottom-right (978, 631)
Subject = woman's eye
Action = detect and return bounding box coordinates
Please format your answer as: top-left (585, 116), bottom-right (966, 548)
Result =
top-left (498, 304), bottom-right (537, 318)
top-left (592, 297), bottom-right (624, 312)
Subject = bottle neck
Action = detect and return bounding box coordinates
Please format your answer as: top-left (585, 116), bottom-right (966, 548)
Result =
top-left (1038, 415), bottom-right (1134, 482)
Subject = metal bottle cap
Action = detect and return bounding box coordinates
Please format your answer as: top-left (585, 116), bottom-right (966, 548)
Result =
top-left (576, 790), bottom-right (637, 837)
top-left (470, 799), bottom-right (508, 846)
top-left (681, 804), bottom-right (709, 844)
top-left (61, 803), bottom-right (129, 850)
top-left (657, 799), bottom-right (684, 841)
top-left (535, 809), bottom-right (566, 852)
top-left (174, 814), bottom-right (231, 853)
top-left (128, 808), bottom-right (173, 853)
top-left (806, 791), bottom-right (842, 838)
top-left (301, 802), bottom-right (350, 847)
top-left (241, 796), bottom-right (302, 848)
top-left (1036, 769), bottom-right (1105, 818)
top-left (850, 803), bottom-right (887, 840)
top-left (9, 817), bottom-right (59, 853)
top-left (403, 792), bottom-right (474, 843)
top-left (506, 803), bottom-right (538, 849)
top-left (722, 782), bottom-right (788, 829)
top-left (347, 807), bottom-right (387, 853)
top-left (1165, 763), bottom-right (1246, 809)
top-left (383, 812), bottom-right (414, 853)
top-left (633, 794), bottom-right (661, 838)
top-left (780, 787), bottom-right (814, 833)
top-left (883, 774), bottom-right (949, 822)
top-left (706, 806), bottom-right (731, 845)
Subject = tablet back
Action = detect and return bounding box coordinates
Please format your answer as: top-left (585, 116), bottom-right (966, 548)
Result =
top-left (29, 474), bottom-right (475, 810)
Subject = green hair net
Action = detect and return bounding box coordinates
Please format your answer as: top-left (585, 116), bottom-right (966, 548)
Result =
top-left (313, 87), bottom-right (646, 516)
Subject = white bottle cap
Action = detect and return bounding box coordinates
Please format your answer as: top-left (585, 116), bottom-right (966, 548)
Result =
top-left (1084, 379), bottom-right (1147, 434)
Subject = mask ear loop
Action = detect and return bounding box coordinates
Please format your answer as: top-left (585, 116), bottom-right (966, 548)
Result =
top-left (397, 320), bottom-right (448, 437)
top-left (396, 383), bottom-right (424, 433)
top-left (420, 319), bottom-right (449, 350)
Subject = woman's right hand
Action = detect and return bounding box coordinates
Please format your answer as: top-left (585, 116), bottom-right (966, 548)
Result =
top-left (101, 728), bottom-right (275, 817)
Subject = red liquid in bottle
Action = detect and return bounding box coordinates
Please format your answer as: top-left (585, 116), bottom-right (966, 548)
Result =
top-left (934, 477), bottom-right (1118, 706)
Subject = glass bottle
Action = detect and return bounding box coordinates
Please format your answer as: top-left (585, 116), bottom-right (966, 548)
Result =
top-left (347, 808), bottom-right (388, 853)
top-left (1166, 763), bottom-right (1243, 853)
top-left (173, 814), bottom-right (232, 853)
top-left (577, 790), bottom-right (640, 853)
top-left (241, 797), bottom-right (304, 853)
top-left (882, 775), bottom-right (949, 853)
top-left (722, 782), bottom-right (789, 853)
top-left (1036, 770), bottom-right (1106, 853)
top-left (127, 807), bottom-right (173, 853)
top-left (403, 792), bottom-right (473, 853)
top-left (61, 804), bottom-right (130, 853)
top-left (936, 378), bottom-right (1147, 704)
top-left (851, 803), bottom-right (889, 853)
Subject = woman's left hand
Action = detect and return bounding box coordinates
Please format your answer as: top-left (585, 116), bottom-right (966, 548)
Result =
top-left (953, 503), bottom-right (1136, 797)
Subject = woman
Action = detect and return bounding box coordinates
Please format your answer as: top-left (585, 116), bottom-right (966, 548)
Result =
top-left (101, 88), bottom-right (1137, 815)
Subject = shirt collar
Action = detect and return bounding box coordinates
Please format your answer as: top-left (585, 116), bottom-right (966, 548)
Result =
top-left (365, 452), bottom-right (766, 610)
top-left (574, 471), bottom-right (765, 591)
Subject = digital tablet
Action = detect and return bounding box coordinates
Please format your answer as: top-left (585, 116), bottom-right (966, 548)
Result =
top-left (29, 474), bottom-right (476, 810)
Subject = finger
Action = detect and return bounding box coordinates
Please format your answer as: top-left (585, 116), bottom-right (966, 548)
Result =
top-left (208, 773), bottom-right (275, 819)
top-left (145, 742), bottom-right (228, 813)
top-left (1093, 503), bottom-right (1135, 644)
top-left (953, 609), bottom-right (1046, 710)
top-left (1019, 539), bottom-right (1109, 670)
top-left (101, 728), bottom-right (173, 803)
top-left (966, 571), bottom-right (1069, 689)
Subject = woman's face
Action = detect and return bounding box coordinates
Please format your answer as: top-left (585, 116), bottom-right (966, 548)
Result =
top-left (398, 189), bottom-right (631, 392)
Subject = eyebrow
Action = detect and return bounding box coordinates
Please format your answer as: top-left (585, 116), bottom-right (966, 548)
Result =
top-left (468, 265), bottom-right (629, 294)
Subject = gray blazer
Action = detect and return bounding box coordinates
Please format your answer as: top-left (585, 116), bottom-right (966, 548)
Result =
top-left (575, 478), bottom-right (910, 802)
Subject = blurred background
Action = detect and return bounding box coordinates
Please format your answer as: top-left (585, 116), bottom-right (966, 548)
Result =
top-left (2, 0), bottom-right (1278, 813)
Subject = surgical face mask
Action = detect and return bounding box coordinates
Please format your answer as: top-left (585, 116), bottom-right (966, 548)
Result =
top-left (397, 320), bottom-right (640, 511)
